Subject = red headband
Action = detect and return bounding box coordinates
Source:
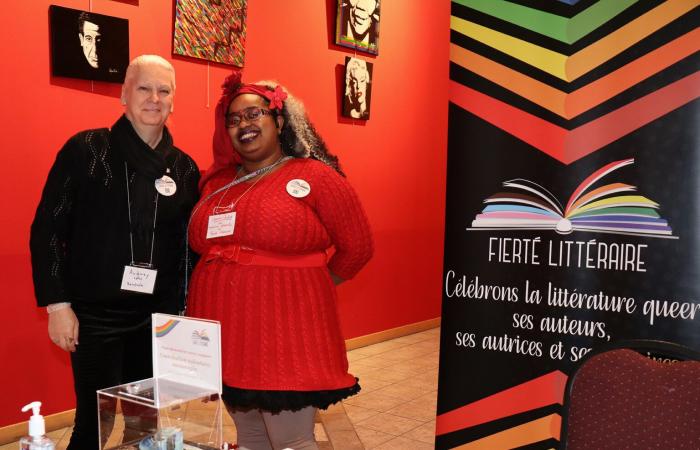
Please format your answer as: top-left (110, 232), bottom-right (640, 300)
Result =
top-left (199, 74), bottom-right (289, 190)
top-left (236, 84), bottom-right (288, 111)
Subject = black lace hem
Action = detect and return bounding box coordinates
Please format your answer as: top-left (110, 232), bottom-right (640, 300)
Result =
top-left (221, 378), bottom-right (361, 413)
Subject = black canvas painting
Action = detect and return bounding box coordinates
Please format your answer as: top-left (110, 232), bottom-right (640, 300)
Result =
top-left (335, 0), bottom-right (380, 55)
top-left (50, 5), bottom-right (129, 83)
top-left (342, 56), bottom-right (373, 120)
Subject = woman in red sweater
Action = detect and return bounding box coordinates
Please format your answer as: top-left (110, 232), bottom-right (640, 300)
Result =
top-left (187, 73), bottom-right (373, 449)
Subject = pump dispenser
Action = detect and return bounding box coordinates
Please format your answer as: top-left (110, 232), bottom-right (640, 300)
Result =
top-left (19, 402), bottom-right (55, 450)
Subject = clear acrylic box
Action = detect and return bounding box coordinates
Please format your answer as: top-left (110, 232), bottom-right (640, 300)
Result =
top-left (97, 377), bottom-right (224, 450)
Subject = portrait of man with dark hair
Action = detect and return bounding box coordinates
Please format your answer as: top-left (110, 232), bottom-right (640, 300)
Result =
top-left (342, 57), bottom-right (373, 120)
top-left (50, 6), bottom-right (129, 83)
top-left (78, 12), bottom-right (102, 70)
top-left (335, 0), bottom-right (380, 55)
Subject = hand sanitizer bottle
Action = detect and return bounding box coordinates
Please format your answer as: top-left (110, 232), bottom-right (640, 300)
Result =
top-left (19, 402), bottom-right (55, 450)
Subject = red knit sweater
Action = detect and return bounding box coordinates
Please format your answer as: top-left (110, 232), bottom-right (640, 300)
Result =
top-left (187, 159), bottom-right (373, 391)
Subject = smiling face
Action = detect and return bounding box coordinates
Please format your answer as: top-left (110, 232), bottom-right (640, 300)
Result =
top-left (227, 93), bottom-right (284, 167)
top-left (348, 0), bottom-right (377, 37)
top-left (121, 63), bottom-right (175, 132)
top-left (79, 21), bottom-right (101, 68)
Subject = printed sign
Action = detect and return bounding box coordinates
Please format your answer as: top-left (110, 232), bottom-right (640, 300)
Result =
top-left (152, 313), bottom-right (222, 395)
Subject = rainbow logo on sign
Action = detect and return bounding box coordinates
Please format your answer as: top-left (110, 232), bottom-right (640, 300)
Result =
top-left (155, 319), bottom-right (180, 338)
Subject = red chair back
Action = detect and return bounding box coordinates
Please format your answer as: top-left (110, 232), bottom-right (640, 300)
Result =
top-left (562, 341), bottom-right (700, 450)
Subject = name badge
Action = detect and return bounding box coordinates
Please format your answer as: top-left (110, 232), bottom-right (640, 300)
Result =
top-left (155, 175), bottom-right (177, 196)
top-left (121, 265), bottom-right (158, 294)
top-left (207, 212), bottom-right (236, 239)
top-left (286, 179), bottom-right (311, 198)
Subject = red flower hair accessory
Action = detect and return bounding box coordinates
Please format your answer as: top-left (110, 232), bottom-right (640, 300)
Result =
top-left (221, 71), bottom-right (243, 97)
top-left (236, 84), bottom-right (288, 111)
top-left (267, 85), bottom-right (287, 110)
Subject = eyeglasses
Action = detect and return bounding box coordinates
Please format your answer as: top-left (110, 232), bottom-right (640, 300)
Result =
top-left (225, 107), bottom-right (273, 128)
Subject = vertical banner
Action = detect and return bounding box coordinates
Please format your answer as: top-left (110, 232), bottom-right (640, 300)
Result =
top-left (437, 1), bottom-right (700, 449)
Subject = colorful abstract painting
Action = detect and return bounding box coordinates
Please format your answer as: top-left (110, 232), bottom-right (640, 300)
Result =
top-left (173, 0), bottom-right (247, 66)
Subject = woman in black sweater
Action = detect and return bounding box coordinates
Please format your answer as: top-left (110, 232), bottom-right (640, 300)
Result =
top-left (30, 55), bottom-right (199, 449)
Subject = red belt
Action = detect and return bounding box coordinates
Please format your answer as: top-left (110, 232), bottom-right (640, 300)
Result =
top-left (204, 245), bottom-right (329, 268)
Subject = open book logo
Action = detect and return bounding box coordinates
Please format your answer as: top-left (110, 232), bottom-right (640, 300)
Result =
top-left (469, 159), bottom-right (676, 239)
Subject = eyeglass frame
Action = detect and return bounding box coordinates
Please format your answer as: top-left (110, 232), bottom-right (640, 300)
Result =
top-left (225, 106), bottom-right (275, 128)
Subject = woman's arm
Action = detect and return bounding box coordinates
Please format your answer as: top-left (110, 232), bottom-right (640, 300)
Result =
top-left (30, 136), bottom-right (82, 351)
top-left (310, 163), bottom-right (374, 281)
top-left (29, 138), bottom-right (80, 306)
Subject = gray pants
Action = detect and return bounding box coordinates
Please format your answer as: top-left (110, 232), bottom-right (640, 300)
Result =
top-left (228, 406), bottom-right (319, 450)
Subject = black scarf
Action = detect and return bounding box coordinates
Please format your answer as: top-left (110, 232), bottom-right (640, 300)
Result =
top-left (112, 114), bottom-right (173, 177)
top-left (111, 115), bottom-right (174, 262)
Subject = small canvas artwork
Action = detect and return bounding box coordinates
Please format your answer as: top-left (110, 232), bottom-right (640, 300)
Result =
top-left (342, 57), bottom-right (373, 120)
top-left (173, 0), bottom-right (247, 67)
top-left (335, 0), bottom-right (380, 55)
top-left (49, 5), bottom-right (129, 83)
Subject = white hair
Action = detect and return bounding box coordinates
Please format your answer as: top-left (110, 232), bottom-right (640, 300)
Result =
top-left (123, 55), bottom-right (176, 90)
top-left (254, 80), bottom-right (315, 155)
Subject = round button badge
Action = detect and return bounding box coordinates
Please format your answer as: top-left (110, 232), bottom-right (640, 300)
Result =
top-left (286, 179), bottom-right (311, 198)
top-left (155, 175), bottom-right (177, 196)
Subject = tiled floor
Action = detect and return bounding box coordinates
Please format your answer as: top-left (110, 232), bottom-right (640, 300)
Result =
top-left (341, 328), bottom-right (439, 449)
top-left (0, 327), bottom-right (439, 449)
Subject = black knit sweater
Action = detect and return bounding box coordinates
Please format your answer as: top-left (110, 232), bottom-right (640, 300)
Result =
top-left (30, 116), bottom-right (200, 312)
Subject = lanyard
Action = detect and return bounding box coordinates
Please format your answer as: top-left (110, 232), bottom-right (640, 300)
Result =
top-left (213, 155), bottom-right (293, 199)
top-left (124, 162), bottom-right (159, 268)
top-left (213, 165), bottom-right (271, 213)
top-left (189, 155), bottom-right (292, 227)
top-left (182, 156), bottom-right (293, 310)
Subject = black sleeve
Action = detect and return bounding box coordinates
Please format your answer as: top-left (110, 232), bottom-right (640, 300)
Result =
top-left (29, 137), bottom-right (82, 307)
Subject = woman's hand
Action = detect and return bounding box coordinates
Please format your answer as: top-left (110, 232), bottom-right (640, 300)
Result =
top-left (48, 307), bottom-right (79, 352)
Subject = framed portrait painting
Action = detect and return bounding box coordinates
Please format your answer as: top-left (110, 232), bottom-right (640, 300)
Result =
top-left (173, 0), bottom-right (247, 67)
top-left (342, 57), bottom-right (373, 120)
top-left (335, 0), bottom-right (380, 55)
top-left (49, 5), bottom-right (129, 83)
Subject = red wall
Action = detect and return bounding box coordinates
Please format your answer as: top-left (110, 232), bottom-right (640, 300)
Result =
top-left (0, 0), bottom-right (449, 425)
